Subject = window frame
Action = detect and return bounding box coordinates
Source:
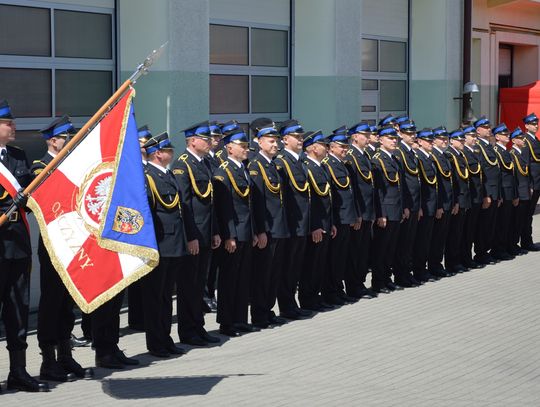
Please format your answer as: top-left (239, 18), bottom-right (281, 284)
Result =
top-left (0, 0), bottom-right (116, 131)
top-left (361, 35), bottom-right (408, 123)
top-left (209, 19), bottom-right (290, 127)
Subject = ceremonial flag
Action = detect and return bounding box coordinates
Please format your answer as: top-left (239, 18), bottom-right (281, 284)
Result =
top-left (0, 161), bottom-right (29, 232)
top-left (27, 89), bottom-right (159, 313)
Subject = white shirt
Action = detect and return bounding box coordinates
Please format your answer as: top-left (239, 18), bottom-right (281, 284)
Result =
top-left (352, 144), bottom-right (365, 155)
top-left (465, 145), bottom-right (475, 152)
top-left (148, 161), bottom-right (168, 174)
top-left (478, 137), bottom-right (489, 145)
top-left (329, 152), bottom-right (343, 162)
top-left (418, 148), bottom-right (430, 158)
top-left (513, 146), bottom-right (522, 154)
top-left (307, 155), bottom-right (321, 166)
top-left (400, 141), bottom-right (412, 152)
top-left (208, 150), bottom-right (215, 158)
top-left (379, 148), bottom-right (393, 159)
top-left (259, 151), bottom-right (273, 163)
top-left (228, 157), bottom-right (244, 169)
top-left (47, 151), bottom-right (56, 158)
top-left (496, 142), bottom-right (507, 150)
top-left (285, 148), bottom-right (300, 161)
top-left (433, 146), bottom-right (445, 154)
top-left (187, 147), bottom-right (203, 162)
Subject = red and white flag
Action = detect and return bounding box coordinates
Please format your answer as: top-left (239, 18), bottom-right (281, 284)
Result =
top-left (0, 161), bottom-right (29, 231)
top-left (27, 90), bottom-right (159, 313)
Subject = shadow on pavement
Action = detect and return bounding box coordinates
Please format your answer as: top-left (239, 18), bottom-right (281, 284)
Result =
top-left (101, 374), bottom-right (262, 399)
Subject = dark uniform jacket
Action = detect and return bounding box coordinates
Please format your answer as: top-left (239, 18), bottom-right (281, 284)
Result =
top-left (172, 150), bottom-right (217, 248)
top-left (524, 132), bottom-right (540, 190)
top-left (477, 138), bottom-right (501, 200)
top-left (494, 143), bottom-right (517, 201)
top-left (445, 146), bottom-right (472, 210)
top-left (511, 147), bottom-right (532, 201)
top-left (207, 150), bottom-right (223, 173)
top-left (394, 142), bottom-right (421, 212)
top-left (0, 145), bottom-right (32, 259)
top-left (213, 158), bottom-right (254, 243)
top-left (323, 153), bottom-right (359, 225)
top-left (145, 162), bottom-right (187, 257)
top-left (304, 157), bottom-right (333, 233)
top-left (416, 149), bottom-right (439, 217)
top-left (346, 146), bottom-right (375, 222)
top-left (431, 147), bottom-right (455, 211)
top-left (248, 152), bottom-right (289, 239)
top-left (365, 144), bottom-right (378, 160)
top-left (463, 145), bottom-right (483, 205)
top-left (275, 149), bottom-right (310, 237)
top-left (371, 149), bottom-right (402, 222)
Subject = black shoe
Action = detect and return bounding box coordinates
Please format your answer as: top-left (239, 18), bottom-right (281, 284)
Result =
top-left (280, 310), bottom-right (303, 320)
top-left (452, 264), bottom-right (467, 273)
top-left (430, 269), bottom-right (451, 278)
top-left (325, 295), bottom-right (346, 306)
top-left (253, 321), bottom-right (271, 329)
top-left (199, 330), bottom-right (221, 343)
top-left (319, 301), bottom-right (337, 309)
top-left (58, 357), bottom-right (94, 379)
top-left (295, 307), bottom-right (315, 317)
top-left (339, 293), bottom-right (359, 303)
top-left (464, 260), bottom-right (484, 269)
top-left (394, 279), bottom-right (414, 288)
top-left (234, 322), bottom-right (260, 332)
top-left (522, 243), bottom-right (540, 252)
top-left (40, 361), bottom-right (76, 382)
top-left (115, 350), bottom-right (140, 365)
top-left (148, 348), bottom-right (170, 358)
top-left (202, 299), bottom-right (212, 314)
top-left (8, 369), bottom-right (49, 392)
top-left (372, 286), bottom-right (391, 294)
top-left (71, 334), bottom-right (92, 347)
top-left (181, 336), bottom-right (207, 346)
top-left (491, 251), bottom-right (513, 261)
top-left (219, 325), bottom-right (240, 337)
top-left (386, 282), bottom-right (404, 291)
top-left (268, 315), bottom-right (288, 325)
top-left (409, 276), bottom-right (422, 286)
top-left (167, 344), bottom-right (186, 354)
top-left (95, 354), bottom-right (124, 369)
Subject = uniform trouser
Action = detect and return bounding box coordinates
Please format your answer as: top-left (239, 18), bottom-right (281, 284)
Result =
top-left (299, 233), bottom-right (330, 308)
top-left (322, 224), bottom-right (350, 301)
top-left (428, 211), bottom-right (451, 270)
top-left (176, 248), bottom-right (210, 340)
top-left (475, 201), bottom-right (498, 258)
top-left (251, 237), bottom-right (286, 324)
top-left (493, 200), bottom-right (514, 254)
top-left (217, 241), bottom-right (252, 327)
top-left (511, 200), bottom-right (529, 249)
top-left (372, 220), bottom-right (400, 288)
top-left (0, 258), bottom-right (30, 352)
top-left (522, 189), bottom-right (540, 247)
top-left (412, 215), bottom-right (434, 278)
top-left (445, 208), bottom-right (466, 269)
top-left (141, 257), bottom-right (178, 352)
top-left (206, 247), bottom-right (222, 299)
top-left (91, 290), bottom-right (124, 357)
top-left (393, 212), bottom-right (419, 282)
top-left (345, 221), bottom-right (373, 295)
top-left (277, 236), bottom-right (306, 313)
top-left (127, 280), bottom-right (144, 328)
top-left (37, 242), bottom-right (75, 347)
top-left (461, 203), bottom-right (480, 265)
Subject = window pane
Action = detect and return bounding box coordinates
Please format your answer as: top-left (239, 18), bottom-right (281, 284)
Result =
top-left (380, 41), bottom-right (406, 73)
top-left (210, 25), bottom-right (248, 65)
top-left (362, 39), bottom-right (378, 72)
top-left (252, 76), bottom-right (288, 113)
top-left (12, 131), bottom-right (47, 163)
top-left (55, 10), bottom-right (112, 59)
top-left (362, 79), bottom-right (378, 90)
top-left (251, 28), bottom-right (288, 67)
top-left (0, 5), bottom-right (50, 56)
top-left (0, 68), bottom-right (51, 117)
top-left (361, 106), bottom-right (376, 113)
top-left (210, 75), bottom-right (249, 114)
top-left (56, 70), bottom-right (112, 116)
top-left (380, 80), bottom-right (407, 111)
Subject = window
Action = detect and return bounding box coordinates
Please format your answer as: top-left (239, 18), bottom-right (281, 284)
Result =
top-left (0, 2), bottom-right (115, 161)
top-left (209, 22), bottom-right (290, 129)
top-left (361, 37), bottom-right (408, 122)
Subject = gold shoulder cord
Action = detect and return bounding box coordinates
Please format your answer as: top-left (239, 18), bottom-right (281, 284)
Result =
top-left (178, 155), bottom-right (213, 199)
top-left (431, 154), bottom-right (452, 178)
top-left (277, 157), bottom-right (309, 192)
top-left (494, 149), bottom-right (514, 171)
top-left (375, 157), bottom-right (399, 184)
top-left (215, 150), bottom-right (225, 164)
top-left (350, 153), bottom-right (373, 183)
top-left (255, 161), bottom-right (280, 194)
top-left (450, 154), bottom-right (469, 180)
top-left (307, 169), bottom-right (330, 196)
top-left (0, 190), bottom-right (9, 200)
top-left (525, 137), bottom-right (540, 163)
top-left (323, 161), bottom-right (350, 189)
top-left (145, 174), bottom-right (180, 210)
top-left (418, 158), bottom-right (437, 185)
top-left (511, 150), bottom-right (528, 176)
top-left (397, 148), bottom-right (419, 175)
top-left (224, 167), bottom-right (250, 198)
top-left (477, 143), bottom-right (499, 166)
top-left (462, 152), bottom-right (482, 183)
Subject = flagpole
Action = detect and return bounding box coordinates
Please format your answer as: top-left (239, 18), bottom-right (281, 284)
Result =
top-left (0, 43), bottom-right (167, 227)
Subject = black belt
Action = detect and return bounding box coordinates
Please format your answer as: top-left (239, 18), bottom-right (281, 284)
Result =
top-left (8, 211), bottom-right (19, 222)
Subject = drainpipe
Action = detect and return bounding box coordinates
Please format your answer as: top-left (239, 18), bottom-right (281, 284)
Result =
top-left (462, 0), bottom-right (472, 123)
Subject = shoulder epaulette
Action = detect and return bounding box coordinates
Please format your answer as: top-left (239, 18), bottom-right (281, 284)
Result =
top-left (321, 157), bottom-right (329, 164)
top-left (346, 149), bottom-right (353, 155)
top-left (216, 150), bottom-right (223, 157)
top-left (219, 161), bottom-right (229, 169)
top-left (178, 153), bottom-right (188, 161)
top-left (372, 152), bottom-right (380, 159)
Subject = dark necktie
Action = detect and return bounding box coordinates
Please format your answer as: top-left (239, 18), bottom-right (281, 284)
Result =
top-left (0, 149), bottom-right (6, 164)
